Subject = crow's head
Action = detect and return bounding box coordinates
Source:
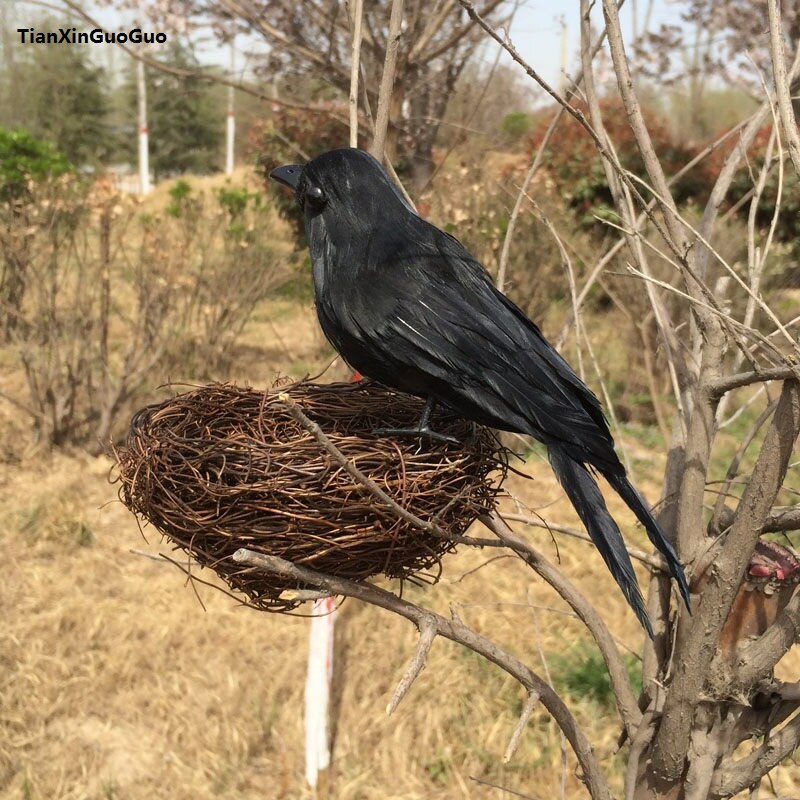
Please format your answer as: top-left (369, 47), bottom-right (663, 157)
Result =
top-left (270, 147), bottom-right (414, 234)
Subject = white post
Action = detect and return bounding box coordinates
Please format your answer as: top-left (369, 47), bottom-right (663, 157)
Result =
top-left (136, 58), bottom-right (150, 195)
top-left (304, 596), bottom-right (336, 789)
top-left (225, 42), bottom-right (235, 176)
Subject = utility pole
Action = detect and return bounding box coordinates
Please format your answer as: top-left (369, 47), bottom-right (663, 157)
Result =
top-left (559, 17), bottom-right (568, 96)
top-left (137, 58), bottom-right (150, 195)
top-left (225, 42), bottom-right (235, 176)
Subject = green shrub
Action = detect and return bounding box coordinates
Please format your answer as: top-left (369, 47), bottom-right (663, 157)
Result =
top-left (551, 646), bottom-right (642, 709)
top-left (0, 128), bottom-right (72, 201)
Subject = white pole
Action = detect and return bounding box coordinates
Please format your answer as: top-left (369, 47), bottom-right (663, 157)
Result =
top-left (137, 58), bottom-right (150, 195)
top-left (225, 42), bottom-right (235, 176)
top-left (304, 596), bottom-right (336, 789)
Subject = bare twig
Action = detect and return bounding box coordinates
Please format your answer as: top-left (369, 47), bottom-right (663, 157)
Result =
top-left (494, 2), bottom-right (625, 293)
top-left (711, 399), bottom-right (779, 532)
top-left (714, 505), bottom-right (800, 535)
top-left (232, 549), bottom-right (613, 800)
top-left (709, 367), bottom-right (800, 399)
top-left (624, 711), bottom-right (656, 800)
top-left (503, 691), bottom-right (540, 763)
top-left (370, 0), bottom-right (405, 160)
top-left (766, 0), bottom-right (800, 177)
top-left (501, 511), bottom-right (666, 571)
top-left (58, 0), bottom-right (352, 134)
top-left (275, 391), bottom-right (502, 548)
top-left (386, 618), bottom-right (436, 714)
top-left (730, 592), bottom-right (800, 689)
top-left (347, 0), bottom-right (365, 147)
top-left (710, 711), bottom-right (800, 798)
top-left (481, 512), bottom-right (643, 738)
top-left (601, 0), bottom-right (688, 254)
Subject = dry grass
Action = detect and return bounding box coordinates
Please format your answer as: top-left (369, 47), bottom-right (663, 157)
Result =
top-left (2, 294), bottom-right (800, 800)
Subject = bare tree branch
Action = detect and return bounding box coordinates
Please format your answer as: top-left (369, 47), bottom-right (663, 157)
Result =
top-left (709, 367), bottom-right (800, 399)
top-left (503, 691), bottom-right (540, 763)
top-left (275, 391), bottom-right (501, 548)
top-left (501, 511), bottom-right (666, 571)
top-left (730, 591), bottom-right (800, 689)
top-left (710, 710), bottom-right (800, 798)
top-left (496, 0), bottom-right (625, 294)
top-left (370, 0), bottom-right (405, 159)
top-left (232, 548), bottom-right (614, 800)
top-left (481, 512), bottom-right (643, 738)
top-left (386, 617), bottom-right (437, 713)
top-left (714, 505), bottom-right (800, 534)
top-left (347, 0), bottom-right (365, 147)
top-left (651, 380), bottom-right (800, 781)
top-left (767, 0), bottom-right (800, 177)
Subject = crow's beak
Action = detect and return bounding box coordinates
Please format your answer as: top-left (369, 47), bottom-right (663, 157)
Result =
top-left (269, 164), bottom-right (303, 190)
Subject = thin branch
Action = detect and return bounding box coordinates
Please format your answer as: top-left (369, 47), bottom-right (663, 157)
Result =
top-left (219, 0), bottom-right (350, 81)
top-left (624, 711), bottom-right (656, 800)
top-left (273, 393), bottom-right (515, 560)
top-left (386, 618), bottom-right (436, 714)
top-left (501, 511), bottom-right (666, 571)
top-left (503, 691), bottom-right (540, 763)
top-left (58, 0), bottom-right (350, 124)
top-left (714, 505), bottom-right (800, 535)
top-left (601, 0), bottom-right (688, 254)
top-left (481, 512), bottom-right (643, 738)
top-left (767, 0), bottom-right (800, 177)
top-left (556, 114), bottom-right (754, 349)
top-left (710, 710), bottom-right (800, 798)
top-left (495, 2), bottom-right (625, 292)
top-left (408, 0), bottom-right (457, 61)
top-left (232, 549), bottom-right (613, 800)
top-left (347, 0), bottom-right (365, 148)
top-left (370, 0), bottom-right (405, 160)
top-left (709, 367), bottom-right (800, 399)
top-left (275, 391), bottom-right (486, 545)
top-left (711, 399), bottom-right (779, 534)
top-left (730, 592), bottom-right (800, 689)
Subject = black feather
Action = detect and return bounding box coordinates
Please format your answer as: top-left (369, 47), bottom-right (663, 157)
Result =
top-left (270, 147), bottom-right (691, 634)
top-left (549, 447), bottom-right (653, 638)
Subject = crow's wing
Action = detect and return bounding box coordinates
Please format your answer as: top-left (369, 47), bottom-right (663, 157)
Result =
top-left (335, 225), bottom-right (622, 473)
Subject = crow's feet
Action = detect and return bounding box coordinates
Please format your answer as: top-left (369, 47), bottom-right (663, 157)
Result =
top-left (371, 426), bottom-right (460, 445)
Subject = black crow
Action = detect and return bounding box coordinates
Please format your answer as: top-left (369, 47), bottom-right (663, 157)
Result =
top-left (271, 147), bottom-right (690, 634)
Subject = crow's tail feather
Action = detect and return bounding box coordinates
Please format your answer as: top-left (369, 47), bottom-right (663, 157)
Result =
top-left (548, 446), bottom-right (653, 637)
top-left (604, 471), bottom-right (691, 611)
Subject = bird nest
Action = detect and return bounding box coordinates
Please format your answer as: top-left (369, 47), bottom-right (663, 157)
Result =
top-left (115, 380), bottom-right (507, 611)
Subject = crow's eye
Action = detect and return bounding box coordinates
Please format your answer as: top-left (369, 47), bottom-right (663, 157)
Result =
top-left (305, 185), bottom-right (327, 209)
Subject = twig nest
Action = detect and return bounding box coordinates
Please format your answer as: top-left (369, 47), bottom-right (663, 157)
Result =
top-left (115, 380), bottom-right (507, 610)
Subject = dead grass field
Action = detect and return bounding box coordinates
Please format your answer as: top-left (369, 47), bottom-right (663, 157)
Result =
top-left (2, 234), bottom-right (799, 798)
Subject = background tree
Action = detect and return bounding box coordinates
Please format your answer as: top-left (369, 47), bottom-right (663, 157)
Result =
top-left (0, 17), bottom-right (111, 167)
top-left (90, 0), bottom-right (510, 188)
top-left (122, 45), bottom-right (223, 180)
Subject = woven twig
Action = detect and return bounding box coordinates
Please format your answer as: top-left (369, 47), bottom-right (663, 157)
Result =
top-left (115, 379), bottom-right (507, 610)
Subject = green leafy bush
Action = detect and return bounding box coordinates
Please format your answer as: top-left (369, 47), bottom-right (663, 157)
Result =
top-left (0, 128), bottom-right (71, 201)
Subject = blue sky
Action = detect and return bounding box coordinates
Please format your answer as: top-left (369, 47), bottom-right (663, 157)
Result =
top-left (501, 0), bottom-right (687, 87)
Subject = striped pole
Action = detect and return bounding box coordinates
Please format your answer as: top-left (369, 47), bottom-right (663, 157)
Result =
top-left (304, 596), bottom-right (337, 789)
top-left (225, 42), bottom-right (235, 176)
top-left (136, 58), bottom-right (150, 195)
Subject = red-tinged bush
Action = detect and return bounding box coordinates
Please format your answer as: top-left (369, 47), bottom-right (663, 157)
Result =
top-left (525, 98), bottom-right (715, 231)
